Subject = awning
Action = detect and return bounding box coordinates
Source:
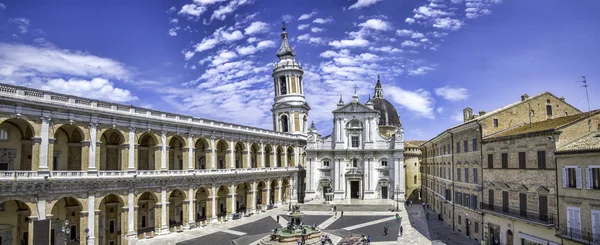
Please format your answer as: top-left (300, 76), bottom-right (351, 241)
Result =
top-left (517, 232), bottom-right (559, 245)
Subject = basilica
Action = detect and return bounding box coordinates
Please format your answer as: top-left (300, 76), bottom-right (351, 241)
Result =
top-left (0, 24), bottom-right (421, 245)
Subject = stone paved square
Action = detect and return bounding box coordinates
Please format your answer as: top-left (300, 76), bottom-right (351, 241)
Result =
top-left (176, 231), bottom-right (239, 245)
top-left (231, 216), bottom-right (281, 235)
top-left (327, 215), bottom-right (391, 230)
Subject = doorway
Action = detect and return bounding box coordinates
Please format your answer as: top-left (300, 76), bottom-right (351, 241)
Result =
top-left (350, 181), bottom-right (359, 199)
top-left (382, 187), bottom-right (388, 199)
top-left (466, 219), bottom-right (470, 237)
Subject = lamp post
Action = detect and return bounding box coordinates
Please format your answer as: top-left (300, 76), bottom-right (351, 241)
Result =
top-left (61, 219), bottom-right (70, 245)
top-left (396, 184), bottom-right (400, 212)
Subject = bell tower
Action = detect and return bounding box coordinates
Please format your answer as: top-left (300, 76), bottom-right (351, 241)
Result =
top-left (271, 22), bottom-right (310, 136)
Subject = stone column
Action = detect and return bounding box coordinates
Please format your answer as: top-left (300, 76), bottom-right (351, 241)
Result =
top-left (252, 182), bottom-right (258, 214)
top-left (266, 185), bottom-right (271, 207)
top-left (231, 184), bottom-right (237, 216)
top-left (246, 143), bottom-right (251, 168)
top-left (211, 184), bottom-right (217, 222)
top-left (87, 123), bottom-right (98, 173)
top-left (36, 196), bottom-right (46, 220)
top-left (125, 128), bottom-right (135, 172)
top-left (272, 148), bottom-right (277, 167)
top-left (277, 179), bottom-right (283, 206)
top-left (187, 187), bottom-right (195, 229)
top-left (127, 190), bottom-right (136, 237)
top-left (39, 117), bottom-right (51, 172)
top-left (86, 193), bottom-right (95, 245)
top-left (397, 157), bottom-right (406, 201)
top-left (210, 137), bottom-right (217, 169)
top-left (160, 188), bottom-right (169, 234)
top-left (229, 141), bottom-right (235, 169)
top-left (365, 117), bottom-right (370, 142)
top-left (260, 143), bottom-right (265, 168)
top-left (294, 146), bottom-right (300, 167)
top-left (291, 176), bottom-right (297, 202)
top-left (283, 146), bottom-right (288, 167)
top-left (187, 134), bottom-right (195, 171)
top-left (161, 130), bottom-right (167, 171)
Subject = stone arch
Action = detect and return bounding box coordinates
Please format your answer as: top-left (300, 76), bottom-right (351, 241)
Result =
top-left (168, 135), bottom-right (186, 170)
top-left (215, 184), bottom-right (230, 218)
top-left (194, 186), bottom-right (211, 224)
top-left (0, 199), bottom-right (32, 245)
top-left (280, 114), bottom-right (290, 132)
top-left (0, 118), bottom-right (36, 171)
top-left (194, 138), bottom-right (210, 169)
top-left (138, 132), bottom-right (158, 170)
top-left (250, 143), bottom-right (260, 168)
top-left (234, 141), bottom-right (246, 168)
top-left (168, 189), bottom-right (186, 228)
top-left (53, 124), bottom-right (85, 171)
top-left (98, 194), bottom-right (126, 245)
top-left (235, 182), bottom-right (252, 214)
top-left (215, 140), bottom-right (229, 169)
top-left (276, 145), bottom-right (284, 167)
top-left (264, 144), bottom-right (273, 168)
top-left (287, 146), bottom-right (295, 167)
top-left (136, 191), bottom-right (158, 236)
top-left (281, 178), bottom-right (291, 204)
top-left (49, 196), bottom-right (84, 244)
top-left (99, 128), bottom-right (125, 171)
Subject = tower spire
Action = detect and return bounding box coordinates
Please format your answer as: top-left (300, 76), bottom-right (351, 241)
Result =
top-left (276, 21), bottom-right (296, 59)
top-left (374, 74), bottom-right (383, 99)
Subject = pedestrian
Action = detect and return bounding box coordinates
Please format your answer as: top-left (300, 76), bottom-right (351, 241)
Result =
top-left (400, 225), bottom-right (403, 236)
top-left (422, 202), bottom-right (425, 209)
top-left (341, 210), bottom-right (343, 218)
top-left (334, 205), bottom-right (336, 212)
top-left (410, 200), bottom-right (413, 206)
top-left (321, 235), bottom-right (326, 245)
top-left (367, 235), bottom-right (371, 244)
top-left (277, 214), bottom-right (280, 223)
top-left (396, 213), bottom-right (400, 222)
top-left (384, 222), bottom-right (389, 235)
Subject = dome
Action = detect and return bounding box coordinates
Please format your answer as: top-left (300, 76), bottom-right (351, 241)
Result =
top-left (372, 97), bottom-right (402, 127)
top-left (371, 75), bottom-right (401, 127)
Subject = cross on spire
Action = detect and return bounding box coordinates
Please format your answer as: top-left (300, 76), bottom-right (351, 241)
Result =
top-left (282, 21), bottom-right (287, 31)
top-left (353, 85), bottom-right (358, 94)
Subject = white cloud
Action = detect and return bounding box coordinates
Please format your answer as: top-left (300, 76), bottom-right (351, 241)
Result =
top-left (0, 43), bottom-right (130, 81)
top-left (170, 18), bottom-right (179, 23)
top-left (368, 46), bottom-right (402, 53)
top-left (435, 86), bottom-right (469, 101)
top-left (194, 37), bottom-right (219, 53)
top-left (235, 40), bottom-right (275, 55)
top-left (297, 34), bottom-right (310, 41)
top-left (396, 29), bottom-right (413, 36)
top-left (358, 19), bottom-right (390, 31)
top-left (179, 4), bottom-right (206, 17)
top-left (386, 86), bottom-right (435, 119)
top-left (451, 112), bottom-right (464, 122)
top-left (412, 6), bottom-right (451, 20)
top-left (247, 37), bottom-right (257, 43)
top-left (348, 0), bottom-right (381, 10)
top-left (0, 3), bottom-right (6, 10)
top-left (405, 18), bottom-right (415, 24)
top-left (408, 66), bottom-right (434, 75)
top-left (401, 40), bottom-right (420, 48)
top-left (39, 78), bottom-right (137, 103)
top-left (411, 32), bottom-right (425, 39)
top-left (8, 18), bottom-right (30, 34)
top-left (311, 27), bottom-right (324, 33)
top-left (168, 28), bottom-right (178, 36)
top-left (298, 11), bottom-right (317, 21)
top-left (211, 0), bottom-right (251, 21)
top-left (244, 21), bottom-right (269, 35)
top-left (211, 50), bottom-right (238, 66)
top-left (433, 18), bottom-right (464, 30)
top-left (313, 18), bottom-right (332, 24)
top-left (221, 30), bottom-right (244, 41)
top-left (298, 24), bottom-right (310, 30)
top-left (328, 37), bottom-right (369, 48)
top-left (437, 107), bottom-right (444, 113)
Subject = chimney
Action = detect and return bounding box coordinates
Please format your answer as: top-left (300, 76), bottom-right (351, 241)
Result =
top-left (559, 96), bottom-right (565, 101)
top-left (463, 107), bottom-right (473, 122)
top-left (479, 110), bottom-right (486, 116)
top-left (521, 94), bottom-right (529, 101)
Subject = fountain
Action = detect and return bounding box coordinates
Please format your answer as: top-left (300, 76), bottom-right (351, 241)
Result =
top-left (258, 205), bottom-right (324, 244)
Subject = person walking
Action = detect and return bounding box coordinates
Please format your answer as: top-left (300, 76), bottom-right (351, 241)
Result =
top-left (321, 235), bottom-right (326, 245)
top-left (396, 213), bottom-right (400, 222)
top-left (277, 214), bottom-right (280, 223)
top-left (367, 235), bottom-right (371, 244)
top-left (400, 225), bottom-right (403, 237)
top-left (384, 223), bottom-right (389, 235)
top-left (341, 210), bottom-right (344, 218)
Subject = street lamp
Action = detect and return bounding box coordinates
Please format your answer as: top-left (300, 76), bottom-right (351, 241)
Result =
top-left (396, 184), bottom-right (400, 212)
top-left (61, 219), bottom-right (70, 245)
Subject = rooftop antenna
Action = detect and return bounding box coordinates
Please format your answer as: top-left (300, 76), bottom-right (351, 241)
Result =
top-left (576, 76), bottom-right (592, 130)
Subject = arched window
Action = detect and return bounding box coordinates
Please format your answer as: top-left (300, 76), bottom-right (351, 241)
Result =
top-left (322, 159), bottom-right (330, 167)
top-left (347, 120), bottom-right (363, 128)
top-left (352, 158), bottom-right (358, 168)
top-left (281, 115), bottom-right (289, 132)
top-left (414, 175), bottom-right (417, 184)
top-left (279, 76), bottom-right (287, 95)
top-left (381, 159), bottom-right (388, 167)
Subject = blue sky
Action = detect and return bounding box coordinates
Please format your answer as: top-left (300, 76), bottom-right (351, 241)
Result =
top-left (0, 0), bottom-right (599, 140)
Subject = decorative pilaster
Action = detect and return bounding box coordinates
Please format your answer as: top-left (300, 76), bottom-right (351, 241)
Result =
top-left (277, 179), bottom-right (283, 206)
top-left (211, 184), bottom-right (217, 222)
top-left (229, 140), bottom-right (235, 169)
top-left (128, 127), bottom-right (136, 172)
top-left (246, 142), bottom-right (251, 168)
top-left (283, 145), bottom-right (288, 167)
top-left (260, 143), bottom-right (265, 168)
top-left (231, 183), bottom-right (237, 216)
top-left (187, 187), bottom-right (195, 229)
top-left (160, 188), bottom-right (169, 234)
top-left (88, 123), bottom-right (98, 172)
top-left (187, 133), bottom-right (194, 171)
top-left (87, 193), bottom-right (95, 245)
top-left (161, 130), bottom-right (167, 171)
top-left (38, 117), bottom-right (51, 172)
top-left (127, 190), bottom-right (135, 236)
top-left (210, 137), bottom-right (217, 169)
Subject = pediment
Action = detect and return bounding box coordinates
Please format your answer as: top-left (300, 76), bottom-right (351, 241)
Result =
top-left (536, 186), bottom-right (550, 194)
top-left (497, 182), bottom-right (510, 189)
top-left (516, 184), bottom-right (529, 192)
top-left (333, 102), bottom-right (378, 114)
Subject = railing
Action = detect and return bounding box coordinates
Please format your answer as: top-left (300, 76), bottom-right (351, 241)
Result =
top-left (0, 83), bottom-right (300, 140)
top-left (0, 167), bottom-right (298, 180)
top-left (480, 202), bottom-right (555, 225)
top-left (557, 224), bottom-right (600, 244)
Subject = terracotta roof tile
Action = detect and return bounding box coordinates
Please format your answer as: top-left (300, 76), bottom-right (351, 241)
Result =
top-left (486, 110), bottom-right (599, 139)
top-left (557, 132), bottom-right (600, 153)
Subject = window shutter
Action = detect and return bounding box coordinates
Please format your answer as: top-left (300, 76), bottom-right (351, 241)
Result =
top-left (587, 168), bottom-right (592, 189)
top-left (567, 208), bottom-right (573, 228)
top-left (576, 167), bottom-right (583, 189)
top-left (562, 168), bottom-right (568, 188)
top-left (575, 208), bottom-right (581, 230)
top-left (593, 211), bottom-right (600, 242)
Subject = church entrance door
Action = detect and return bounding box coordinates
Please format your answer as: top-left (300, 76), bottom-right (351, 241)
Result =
top-left (350, 181), bottom-right (360, 199)
top-left (381, 187), bottom-right (388, 199)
